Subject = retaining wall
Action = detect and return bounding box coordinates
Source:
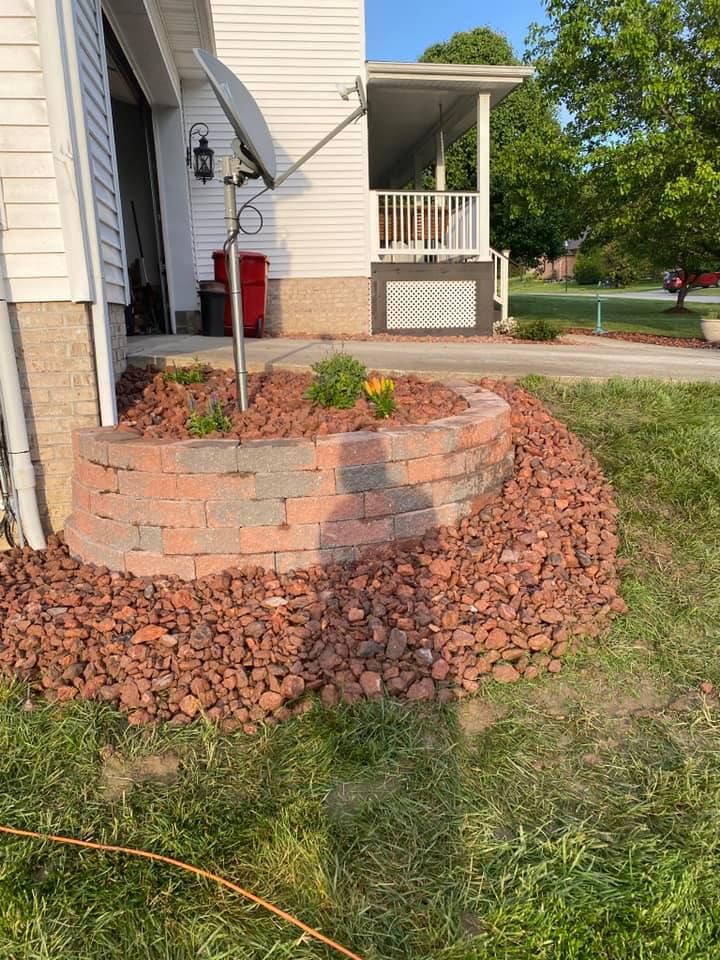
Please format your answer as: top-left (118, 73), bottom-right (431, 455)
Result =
top-left (65, 383), bottom-right (513, 580)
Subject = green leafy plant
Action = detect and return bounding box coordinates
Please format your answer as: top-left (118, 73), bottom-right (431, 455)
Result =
top-left (363, 376), bottom-right (396, 419)
top-left (304, 351), bottom-right (367, 409)
top-left (165, 360), bottom-right (206, 385)
top-left (514, 318), bottom-right (560, 341)
top-left (187, 395), bottom-right (232, 437)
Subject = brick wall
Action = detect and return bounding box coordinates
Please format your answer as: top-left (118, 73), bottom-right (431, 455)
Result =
top-left (66, 383), bottom-right (514, 580)
top-left (266, 277), bottom-right (369, 337)
top-left (108, 303), bottom-right (127, 378)
top-left (9, 302), bottom-right (100, 532)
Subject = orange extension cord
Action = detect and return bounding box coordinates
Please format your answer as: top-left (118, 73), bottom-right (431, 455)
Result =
top-left (0, 824), bottom-right (363, 960)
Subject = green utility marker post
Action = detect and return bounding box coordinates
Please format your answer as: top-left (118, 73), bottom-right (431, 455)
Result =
top-left (595, 295), bottom-right (607, 335)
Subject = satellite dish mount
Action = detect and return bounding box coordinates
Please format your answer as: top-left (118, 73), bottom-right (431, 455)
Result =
top-left (193, 49), bottom-right (367, 410)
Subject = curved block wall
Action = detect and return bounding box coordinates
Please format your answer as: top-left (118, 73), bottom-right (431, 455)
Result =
top-left (66, 383), bottom-right (513, 580)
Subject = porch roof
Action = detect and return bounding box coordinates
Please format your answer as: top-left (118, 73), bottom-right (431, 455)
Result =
top-left (366, 60), bottom-right (533, 188)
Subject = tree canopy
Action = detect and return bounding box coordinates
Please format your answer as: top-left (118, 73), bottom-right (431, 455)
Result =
top-left (420, 27), bottom-right (580, 264)
top-left (530, 0), bottom-right (720, 308)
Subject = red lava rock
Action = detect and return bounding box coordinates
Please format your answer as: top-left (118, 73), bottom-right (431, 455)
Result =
top-left (493, 663), bottom-right (520, 683)
top-left (0, 380), bottom-right (625, 728)
top-left (117, 368), bottom-right (467, 441)
top-left (407, 678), bottom-right (435, 701)
top-left (386, 628), bottom-right (408, 660)
top-left (179, 694), bottom-right (200, 717)
top-left (432, 658), bottom-right (450, 681)
top-left (259, 691), bottom-right (283, 712)
top-left (566, 328), bottom-right (719, 351)
top-left (540, 608), bottom-right (564, 624)
top-left (429, 559), bottom-right (453, 581)
top-left (131, 624), bottom-right (168, 645)
top-left (280, 675), bottom-right (305, 700)
top-left (359, 671), bottom-right (383, 699)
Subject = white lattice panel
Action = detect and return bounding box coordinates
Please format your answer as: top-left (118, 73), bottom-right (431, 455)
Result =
top-left (386, 280), bottom-right (476, 329)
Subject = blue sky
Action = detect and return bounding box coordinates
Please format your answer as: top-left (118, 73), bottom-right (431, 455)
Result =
top-left (364, 0), bottom-right (547, 61)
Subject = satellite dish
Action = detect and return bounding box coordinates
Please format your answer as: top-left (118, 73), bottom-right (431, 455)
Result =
top-left (193, 48), bottom-right (277, 188)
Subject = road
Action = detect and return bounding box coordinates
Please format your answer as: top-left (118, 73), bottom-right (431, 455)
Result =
top-left (127, 333), bottom-right (720, 382)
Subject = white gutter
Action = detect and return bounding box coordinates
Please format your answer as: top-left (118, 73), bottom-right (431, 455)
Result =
top-left (0, 276), bottom-right (46, 550)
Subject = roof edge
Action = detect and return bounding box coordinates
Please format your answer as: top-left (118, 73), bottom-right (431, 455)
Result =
top-left (366, 61), bottom-right (535, 82)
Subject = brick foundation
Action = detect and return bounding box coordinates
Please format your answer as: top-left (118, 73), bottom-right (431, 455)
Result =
top-left (9, 302), bottom-right (100, 532)
top-left (66, 383), bottom-right (513, 579)
top-left (266, 277), bottom-right (369, 337)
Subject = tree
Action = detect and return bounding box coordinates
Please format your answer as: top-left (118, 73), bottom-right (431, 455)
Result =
top-left (420, 27), bottom-right (581, 264)
top-left (529, 0), bottom-right (720, 310)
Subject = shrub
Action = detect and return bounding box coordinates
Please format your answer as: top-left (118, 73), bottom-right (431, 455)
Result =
top-left (165, 360), bottom-right (206, 385)
top-left (573, 247), bottom-right (605, 285)
top-left (363, 376), bottom-right (396, 419)
top-left (514, 318), bottom-right (560, 341)
top-left (305, 351), bottom-right (367, 409)
top-left (493, 316), bottom-right (518, 337)
top-left (187, 395), bottom-right (232, 437)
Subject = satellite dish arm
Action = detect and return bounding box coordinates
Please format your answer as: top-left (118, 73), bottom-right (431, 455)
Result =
top-left (273, 78), bottom-right (367, 188)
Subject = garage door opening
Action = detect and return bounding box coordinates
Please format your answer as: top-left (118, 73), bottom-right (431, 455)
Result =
top-left (104, 20), bottom-right (170, 335)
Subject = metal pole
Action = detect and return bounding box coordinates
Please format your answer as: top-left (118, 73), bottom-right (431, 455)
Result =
top-left (595, 295), bottom-right (606, 335)
top-left (223, 156), bottom-right (249, 411)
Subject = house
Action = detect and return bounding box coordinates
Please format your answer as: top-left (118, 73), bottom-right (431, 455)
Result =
top-left (536, 238), bottom-right (582, 281)
top-left (0, 0), bottom-right (530, 537)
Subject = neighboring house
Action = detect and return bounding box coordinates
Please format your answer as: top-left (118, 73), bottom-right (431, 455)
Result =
top-left (0, 0), bottom-right (529, 534)
top-left (536, 238), bottom-right (583, 281)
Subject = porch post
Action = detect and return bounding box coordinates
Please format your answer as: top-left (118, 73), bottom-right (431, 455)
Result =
top-left (435, 129), bottom-right (446, 191)
top-left (476, 93), bottom-right (490, 259)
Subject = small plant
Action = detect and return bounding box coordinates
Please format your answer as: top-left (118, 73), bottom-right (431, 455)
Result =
top-left (165, 360), bottom-right (206, 385)
top-left (702, 309), bottom-right (720, 320)
top-left (187, 395), bottom-right (232, 437)
top-left (363, 376), bottom-right (396, 419)
top-left (304, 351), bottom-right (367, 409)
top-left (514, 318), bottom-right (560, 341)
top-left (493, 316), bottom-right (518, 337)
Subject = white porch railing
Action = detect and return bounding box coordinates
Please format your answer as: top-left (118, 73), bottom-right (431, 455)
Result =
top-left (371, 190), bottom-right (482, 260)
top-left (491, 247), bottom-right (510, 322)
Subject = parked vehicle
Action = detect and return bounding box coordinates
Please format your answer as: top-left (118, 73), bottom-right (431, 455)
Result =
top-left (663, 269), bottom-right (720, 292)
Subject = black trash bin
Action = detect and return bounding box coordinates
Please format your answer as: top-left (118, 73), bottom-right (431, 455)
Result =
top-left (199, 281), bottom-right (226, 337)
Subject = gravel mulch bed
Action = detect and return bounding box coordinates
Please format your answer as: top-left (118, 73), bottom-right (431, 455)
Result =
top-left (0, 381), bottom-right (625, 731)
top-left (117, 368), bottom-right (468, 440)
top-left (566, 328), bottom-right (718, 349)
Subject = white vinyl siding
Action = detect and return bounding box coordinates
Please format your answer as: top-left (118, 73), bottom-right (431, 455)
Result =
top-left (73, 0), bottom-right (126, 303)
top-left (183, 0), bottom-right (369, 281)
top-left (0, 0), bottom-right (70, 302)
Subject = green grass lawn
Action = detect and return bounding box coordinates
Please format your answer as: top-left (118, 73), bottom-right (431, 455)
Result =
top-left (2, 379), bottom-right (720, 959)
top-left (510, 293), bottom-right (706, 338)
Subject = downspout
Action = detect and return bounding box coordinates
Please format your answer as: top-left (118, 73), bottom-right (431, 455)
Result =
top-left (0, 276), bottom-right (46, 550)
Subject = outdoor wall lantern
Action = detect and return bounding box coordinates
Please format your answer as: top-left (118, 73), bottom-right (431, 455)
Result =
top-left (186, 123), bottom-right (214, 184)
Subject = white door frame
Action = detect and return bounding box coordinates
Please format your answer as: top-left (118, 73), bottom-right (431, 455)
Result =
top-left (102, 0), bottom-right (198, 332)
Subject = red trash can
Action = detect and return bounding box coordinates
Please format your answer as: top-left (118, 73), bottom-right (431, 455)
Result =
top-left (212, 250), bottom-right (269, 338)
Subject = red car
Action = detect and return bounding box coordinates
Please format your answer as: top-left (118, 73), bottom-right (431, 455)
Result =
top-left (664, 269), bottom-right (720, 291)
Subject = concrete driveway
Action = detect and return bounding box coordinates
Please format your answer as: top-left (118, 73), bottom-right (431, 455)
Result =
top-left (127, 333), bottom-right (720, 382)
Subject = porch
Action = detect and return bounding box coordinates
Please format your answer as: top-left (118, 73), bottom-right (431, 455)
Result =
top-left (365, 60), bottom-right (532, 334)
